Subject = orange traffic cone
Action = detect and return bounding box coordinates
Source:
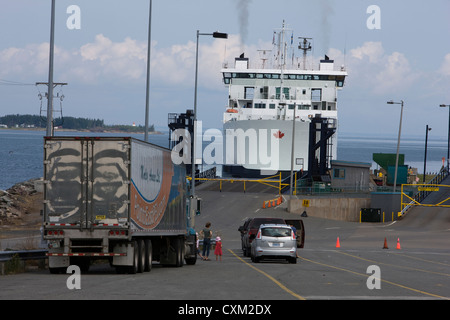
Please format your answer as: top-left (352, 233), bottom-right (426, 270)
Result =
top-left (267, 200), bottom-right (271, 208)
top-left (262, 201), bottom-right (266, 209)
top-left (396, 238), bottom-right (401, 250)
top-left (383, 238), bottom-right (389, 249)
top-left (336, 237), bottom-right (340, 248)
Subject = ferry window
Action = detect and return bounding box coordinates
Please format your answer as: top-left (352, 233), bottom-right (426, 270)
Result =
top-left (288, 104), bottom-right (295, 110)
top-left (336, 80), bottom-right (344, 87)
top-left (269, 104), bottom-right (276, 109)
top-left (276, 87), bottom-right (290, 100)
top-left (288, 74), bottom-right (296, 80)
top-left (223, 72), bottom-right (231, 84)
top-left (256, 73), bottom-right (264, 79)
top-left (311, 89), bottom-right (322, 101)
top-left (297, 75), bottom-right (305, 80)
top-left (254, 103), bottom-right (266, 109)
top-left (304, 75), bottom-right (312, 80)
top-left (298, 105), bottom-right (310, 110)
top-left (272, 74), bottom-right (280, 79)
top-left (245, 87), bottom-right (255, 99)
top-left (263, 74), bottom-right (271, 79)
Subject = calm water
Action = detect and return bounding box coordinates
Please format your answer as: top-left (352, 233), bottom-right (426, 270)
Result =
top-left (0, 129), bottom-right (447, 190)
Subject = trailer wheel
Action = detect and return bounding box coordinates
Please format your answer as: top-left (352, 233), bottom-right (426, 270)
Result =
top-left (175, 237), bottom-right (184, 267)
top-left (137, 239), bottom-right (145, 273)
top-left (144, 239), bottom-right (152, 272)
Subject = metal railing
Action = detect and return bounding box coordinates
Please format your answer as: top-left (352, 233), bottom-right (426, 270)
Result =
top-left (400, 166), bottom-right (449, 215)
top-left (0, 249), bottom-right (47, 263)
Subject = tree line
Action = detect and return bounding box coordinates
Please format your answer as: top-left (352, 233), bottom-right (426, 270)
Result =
top-left (0, 114), bottom-right (154, 132)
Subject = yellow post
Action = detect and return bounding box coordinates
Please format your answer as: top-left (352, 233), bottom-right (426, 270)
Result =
top-left (294, 172), bottom-right (297, 195)
top-left (279, 172), bottom-right (282, 194)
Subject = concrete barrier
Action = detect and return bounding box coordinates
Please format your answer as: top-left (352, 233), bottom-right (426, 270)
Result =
top-left (288, 197), bottom-right (371, 222)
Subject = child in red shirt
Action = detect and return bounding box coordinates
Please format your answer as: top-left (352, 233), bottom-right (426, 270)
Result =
top-left (214, 236), bottom-right (222, 261)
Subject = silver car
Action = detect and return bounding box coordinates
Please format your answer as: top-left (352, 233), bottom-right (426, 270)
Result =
top-left (250, 224), bottom-right (297, 264)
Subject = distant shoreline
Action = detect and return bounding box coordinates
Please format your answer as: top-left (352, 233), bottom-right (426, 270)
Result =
top-left (0, 127), bottom-right (163, 135)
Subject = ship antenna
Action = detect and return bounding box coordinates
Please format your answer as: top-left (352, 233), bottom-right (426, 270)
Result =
top-left (298, 37), bottom-right (312, 70)
top-left (258, 49), bottom-right (271, 69)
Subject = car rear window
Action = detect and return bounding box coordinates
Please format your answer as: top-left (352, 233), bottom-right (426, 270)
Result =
top-left (261, 227), bottom-right (291, 237)
top-left (249, 218), bottom-right (285, 229)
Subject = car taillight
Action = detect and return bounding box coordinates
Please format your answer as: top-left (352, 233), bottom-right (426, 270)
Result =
top-left (256, 231), bottom-right (261, 240)
top-left (291, 230), bottom-right (296, 240)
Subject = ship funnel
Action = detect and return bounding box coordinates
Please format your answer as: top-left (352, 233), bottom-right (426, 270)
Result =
top-left (235, 54), bottom-right (249, 70)
top-left (319, 55), bottom-right (334, 71)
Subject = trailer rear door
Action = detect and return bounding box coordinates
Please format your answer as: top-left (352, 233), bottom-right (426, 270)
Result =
top-left (44, 137), bottom-right (130, 228)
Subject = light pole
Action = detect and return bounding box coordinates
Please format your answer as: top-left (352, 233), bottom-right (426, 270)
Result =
top-left (387, 100), bottom-right (404, 192)
top-left (423, 125), bottom-right (431, 183)
top-left (191, 31), bottom-right (228, 197)
top-left (46, 0), bottom-right (56, 136)
top-left (144, 0), bottom-right (152, 142)
top-left (440, 104), bottom-right (450, 174)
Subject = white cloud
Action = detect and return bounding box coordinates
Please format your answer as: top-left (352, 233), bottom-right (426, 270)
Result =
top-left (349, 41), bottom-right (384, 63)
top-left (331, 42), bottom-right (418, 95)
top-left (439, 53), bottom-right (450, 76)
top-left (0, 37), bottom-right (421, 96)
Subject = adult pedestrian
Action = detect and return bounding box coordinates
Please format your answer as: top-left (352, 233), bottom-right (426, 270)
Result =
top-left (200, 222), bottom-right (212, 260)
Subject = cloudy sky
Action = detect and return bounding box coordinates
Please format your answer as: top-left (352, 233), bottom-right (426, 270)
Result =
top-left (1, 0), bottom-right (450, 139)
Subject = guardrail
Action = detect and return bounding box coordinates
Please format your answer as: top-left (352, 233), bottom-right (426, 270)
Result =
top-left (0, 249), bottom-right (47, 275)
top-left (0, 249), bottom-right (47, 262)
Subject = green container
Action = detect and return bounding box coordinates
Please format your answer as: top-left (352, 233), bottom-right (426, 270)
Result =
top-left (387, 165), bottom-right (408, 185)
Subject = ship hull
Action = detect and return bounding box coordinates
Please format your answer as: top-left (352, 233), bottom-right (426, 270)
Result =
top-left (223, 119), bottom-right (315, 177)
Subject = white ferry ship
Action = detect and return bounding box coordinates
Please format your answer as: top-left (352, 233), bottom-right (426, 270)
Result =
top-left (221, 22), bottom-right (347, 178)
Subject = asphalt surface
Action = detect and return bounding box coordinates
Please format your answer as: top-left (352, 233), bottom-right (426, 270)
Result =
top-left (1, 187), bottom-right (449, 301)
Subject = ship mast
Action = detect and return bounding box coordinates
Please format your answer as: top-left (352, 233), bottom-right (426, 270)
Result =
top-left (277, 21), bottom-right (288, 119)
top-left (298, 37), bottom-right (312, 70)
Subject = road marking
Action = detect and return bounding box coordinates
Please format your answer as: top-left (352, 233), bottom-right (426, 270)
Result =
top-left (300, 253), bottom-right (449, 300)
top-left (393, 252), bottom-right (450, 267)
top-left (228, 249), bottom-right (305, 300)
top-left (337, 251), bottom-right (450, 277)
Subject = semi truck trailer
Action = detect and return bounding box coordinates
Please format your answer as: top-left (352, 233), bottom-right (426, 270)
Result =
top-left (42, 136), bottom-right (197, 274)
